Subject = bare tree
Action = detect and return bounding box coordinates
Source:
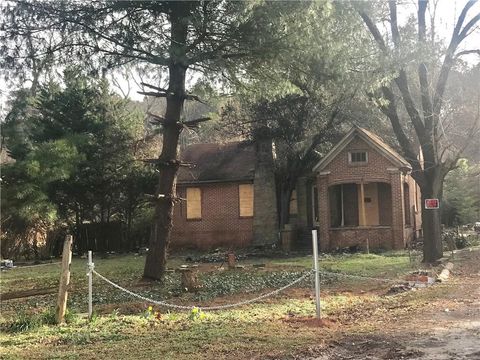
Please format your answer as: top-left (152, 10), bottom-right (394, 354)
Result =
top-left (357, 0), bottom-right (480, 262)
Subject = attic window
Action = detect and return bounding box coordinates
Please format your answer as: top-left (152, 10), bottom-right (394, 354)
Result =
top-left (349, 151), bottom-right (368, 164)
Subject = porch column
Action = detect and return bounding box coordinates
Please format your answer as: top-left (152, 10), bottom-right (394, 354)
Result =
top-left (358, 181), bottom-right (367, 226)
top-left (389, 170), bottom-right (406, 249)
top-left (317, 174), bottom-right (330, 251)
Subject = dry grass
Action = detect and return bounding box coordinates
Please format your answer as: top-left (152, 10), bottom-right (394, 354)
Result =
top-left (0, 250), bottom-right (432, 359)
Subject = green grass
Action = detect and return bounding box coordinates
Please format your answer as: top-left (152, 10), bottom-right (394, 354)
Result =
top-left (0, 250), bottom-right (425, 359)
top-left (271, 251), bottom-right (420, 278)
top-left (1, 251), bottom-right (420, 317)
top-left (0, 284), bottom-right (450, 360)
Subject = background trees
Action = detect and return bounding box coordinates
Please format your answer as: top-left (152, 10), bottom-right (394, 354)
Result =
top-left (442, 159), bottom-right (480, 226)
top-left (356, 0), bottom-right (480, 262)
top-left (1, 0), bottom-right (478, 269)
top-left (1, 71), bottom-right (155, 259)
top-left (2, 0), bottom-right (329, 279)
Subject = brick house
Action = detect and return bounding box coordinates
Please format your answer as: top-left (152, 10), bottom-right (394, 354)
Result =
top-left (293, 126), bottom-right (422, 251)
top-left (171, 126), bottom-right (421, 251)
top-left (171, 141), bottom-right (278, 250)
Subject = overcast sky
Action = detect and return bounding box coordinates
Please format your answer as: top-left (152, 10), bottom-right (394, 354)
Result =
top-left (1, 0), bottom-right (479, 109)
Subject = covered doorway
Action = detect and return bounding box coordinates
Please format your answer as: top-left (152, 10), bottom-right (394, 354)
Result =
top-left (328, 182), bottom-right (392, 228)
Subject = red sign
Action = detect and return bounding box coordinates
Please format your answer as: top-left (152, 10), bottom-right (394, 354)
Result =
top-left (425, 199), bottom-right (439, 209)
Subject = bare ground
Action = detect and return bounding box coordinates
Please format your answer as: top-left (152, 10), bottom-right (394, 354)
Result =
top-left (294, 248), bottom-right (480, 360)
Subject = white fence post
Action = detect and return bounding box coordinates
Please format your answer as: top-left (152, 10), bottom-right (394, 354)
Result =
top-left (312, 230), bottom-right (321, 319)
top-left (87, 250), bottom-right (93, 320)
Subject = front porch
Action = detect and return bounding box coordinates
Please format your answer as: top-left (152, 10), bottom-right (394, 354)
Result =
top-left (325, 181), bottom-right (397, 250)
top-left (317, 177), bottom-right (407, 251)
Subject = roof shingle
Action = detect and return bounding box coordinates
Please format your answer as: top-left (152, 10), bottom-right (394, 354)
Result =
top-left (177, 141), bottom-right (255, 184)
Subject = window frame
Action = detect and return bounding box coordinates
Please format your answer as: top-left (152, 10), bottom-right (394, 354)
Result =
top-left (348, 151), bottom-right (368, 164)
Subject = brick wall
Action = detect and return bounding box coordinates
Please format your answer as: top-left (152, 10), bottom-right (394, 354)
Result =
top-left (171, 182), bottom-right (253, 250)
top-left (329, 227), bottom-right (394, 250)
top-left (323, 136), bottom-right (395, 184)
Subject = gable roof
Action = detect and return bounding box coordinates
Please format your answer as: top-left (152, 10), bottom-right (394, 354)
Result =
top-left (177, 141), bottom-right (256, 184)
top-left (312, 126), bottom-right (411, 172)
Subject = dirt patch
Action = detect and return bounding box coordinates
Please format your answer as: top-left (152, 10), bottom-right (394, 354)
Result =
top-left (286, 335), bottom-right (424, 360)
top-left (283, 316), bottom-right (337, 328)
top-left (96, 301), bottom-right (147, 315)
top-left (0, 287), bottom-right (57, 300)
top-left (289, 247), bottom-right (480, 360)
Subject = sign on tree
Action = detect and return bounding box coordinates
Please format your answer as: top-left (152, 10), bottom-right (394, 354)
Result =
top-left (425, 199), bottom-right (439, 209)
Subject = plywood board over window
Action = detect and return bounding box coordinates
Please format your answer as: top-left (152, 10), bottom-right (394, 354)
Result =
top-left (186, 187), bottom-right (202, 219)
top-left (239, 184), bottom-right (254, 217)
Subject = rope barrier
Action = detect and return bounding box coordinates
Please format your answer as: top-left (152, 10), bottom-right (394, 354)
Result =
top-left (90, 265), bottom-right (404, 313)
top-left (17, 262), bottom-right (62, 268)
top-left (318, 269), bottom-right (401, 283)
top-left (92, 269), bottom-right (313, 311)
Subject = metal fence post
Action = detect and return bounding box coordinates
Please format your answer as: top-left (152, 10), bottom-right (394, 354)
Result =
top-left (87, 250), bottom-right (93, 320)
top-left (312, 230), bottom-right (321, 319)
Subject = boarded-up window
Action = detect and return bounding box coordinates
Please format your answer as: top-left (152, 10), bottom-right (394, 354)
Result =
top-left (239, 184), bottom-right (254, 217)
top-left (186, 187), bottom-right (202, 219)
top-left (290, 189), bottom-right (298, 215)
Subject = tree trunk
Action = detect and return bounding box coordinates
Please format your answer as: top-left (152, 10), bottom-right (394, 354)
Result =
top-left (125, 203), bottom-right (133, 251)
top-left (143, 6), bottom-right (188, 281)
top-left (420, 167), bottom-right (444, 263)
top-left (279, 186), bottom-right (293, 231)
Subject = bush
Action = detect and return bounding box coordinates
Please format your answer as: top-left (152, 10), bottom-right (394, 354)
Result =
top-left (38, 308), bottom-right (57, 325)
top-left (1, 308), bottom-right (78, 333)
top-left (455, 235), bottom-right (470, 249)
top-left (3, 312), bottom-right (41, 333)
top-left (442, 229), bottom-right (476, 250)
top-left (64, 308), bottom-right (78, 324)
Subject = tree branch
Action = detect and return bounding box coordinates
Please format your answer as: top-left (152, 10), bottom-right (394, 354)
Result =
top-left (357, 10), bottom-right (388, 52)
top-left (455, 49), bottom-right (480, 57)
top-left (138, 91), bottom-right (168, 98)
top-left (417, 0), bottom-right (435, 142)
top-left (181, 117), bottom-right (211, 129)
top-left (378, 86), bottom-right (420, 167)
top-left (388, 1), bottom-right (401, 46)
top-left (434, 1), bottom-right (480, 117)
top-left (140, 82), bottom-right (170, 93)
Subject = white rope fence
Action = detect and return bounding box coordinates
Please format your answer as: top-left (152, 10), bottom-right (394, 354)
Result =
top-left (92, 268), bottom-right (313, 311)
top-left (89, 267), bottom-right (404, 313)
top-left (18, 262), bottom-right (61, 268)
top-left (84, 231), bottom-right (406, 319)
top-left (318, 269), bottom-right (401, 283)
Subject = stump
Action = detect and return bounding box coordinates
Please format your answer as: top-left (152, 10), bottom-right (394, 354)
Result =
top-left (180, 268), bottom-right (201, 291)
top-left (226, 253), bottom-right (236, 269)
top-left (281, 224), bottom-right (295, 252)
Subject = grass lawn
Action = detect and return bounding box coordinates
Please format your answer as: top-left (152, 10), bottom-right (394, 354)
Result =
top-left (0, 250), bottom-right (425, 359)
